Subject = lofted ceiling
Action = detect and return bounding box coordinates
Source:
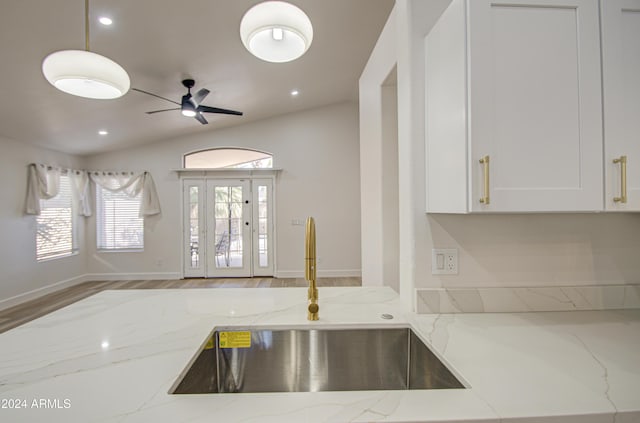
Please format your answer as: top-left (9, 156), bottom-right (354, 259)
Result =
top-left (0, 0), bottom-right (394, 156)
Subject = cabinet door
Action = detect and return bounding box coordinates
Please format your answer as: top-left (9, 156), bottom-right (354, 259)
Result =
top-left (468, 0), bottom-right (603, 212)
top-left (602, 0), bottom-right (640, 211)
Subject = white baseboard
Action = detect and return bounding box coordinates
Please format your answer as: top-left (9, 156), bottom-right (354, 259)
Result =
top-left (84, 272), bottom-right (182, 281)
top-left (275, 269), bottom-right (361, 278)
top-left (0, 274), bottom-right (90, 312)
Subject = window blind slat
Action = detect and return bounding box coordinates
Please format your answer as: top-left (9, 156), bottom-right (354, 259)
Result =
top-left (96, 186), bottom-right (144, 250)
top-left (36, 175), bottom-right (75, 261)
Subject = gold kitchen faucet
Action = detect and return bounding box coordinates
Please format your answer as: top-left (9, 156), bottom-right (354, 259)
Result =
top-left (305, 217), bottom-right (319, 321)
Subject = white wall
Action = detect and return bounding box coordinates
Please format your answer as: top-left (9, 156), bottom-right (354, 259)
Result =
top-left (84, 102), bottom-right (361, 279)
top-left (359, 7), bottom-right (398, 288)
top-left (395, 0), bottom-right (454, 308)
top-left (0, 135), bottom-right (86, 309)
top-left (428, 214), bottom-right (640, 288)
top-left (360, 1), bottom-right (451, 305)
top-left (381, 79), bottom-right (399, 293)
top-left (360, 0), bottom-right (640, 311)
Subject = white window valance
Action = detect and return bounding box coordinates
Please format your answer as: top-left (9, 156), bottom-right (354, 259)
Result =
top-left (89, 170), bottom-right (161, 217)
top-left (25, 164), bottom-right (89, 216)
top-left (25, 164), bottom-right (161, 217)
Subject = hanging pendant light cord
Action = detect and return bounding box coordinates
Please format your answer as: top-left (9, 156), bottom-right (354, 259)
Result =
top-left (85, 0), bottom-right (90, 51)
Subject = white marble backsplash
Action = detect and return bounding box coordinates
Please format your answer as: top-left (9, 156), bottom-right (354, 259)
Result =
top-left (416, 284), bottom-right (640, 313)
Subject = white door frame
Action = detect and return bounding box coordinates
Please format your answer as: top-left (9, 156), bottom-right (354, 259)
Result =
top-left (180, 171), bottom-right (278, 278)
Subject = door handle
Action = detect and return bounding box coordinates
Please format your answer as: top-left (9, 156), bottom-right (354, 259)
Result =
top-left (613, 155), bottom-right (627, 204)
top-left (479, 155), bottom-right (490, 204)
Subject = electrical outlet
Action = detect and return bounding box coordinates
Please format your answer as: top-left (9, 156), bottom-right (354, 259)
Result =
top-left (431, 249), bottom-right (458, 275)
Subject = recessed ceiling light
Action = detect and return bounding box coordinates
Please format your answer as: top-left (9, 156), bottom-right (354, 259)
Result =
top-left (291, 90), bottom-right (299, 96)
top-left (98, 130), bottom-right (108, 135)
top-left (99, 16), bottom-right (113, 26)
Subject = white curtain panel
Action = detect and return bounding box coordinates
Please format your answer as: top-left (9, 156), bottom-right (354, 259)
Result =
top-left (139, 172), bottom-right (162, 216)
top-left (70, 169), bottom-right (92, 217)
top-left (25, 164), bottom-right (161, 217)
top-left (25, 164), bottom-right (62, 215)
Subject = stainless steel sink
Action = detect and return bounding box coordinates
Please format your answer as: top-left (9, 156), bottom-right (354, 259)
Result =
top-left (172, 327), bottom-right (465, 394)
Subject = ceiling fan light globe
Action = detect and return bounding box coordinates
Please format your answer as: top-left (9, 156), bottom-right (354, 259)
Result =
top-left (240, 1), bottom-right (313, 63)
top-left (42, 50), bottom-right (130, 99)
top-left (181, 109), bottom-right (197, 117)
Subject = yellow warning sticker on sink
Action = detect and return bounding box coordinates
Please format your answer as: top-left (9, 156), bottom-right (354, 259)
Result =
top-left (219, 331), bottom-right (251, 348)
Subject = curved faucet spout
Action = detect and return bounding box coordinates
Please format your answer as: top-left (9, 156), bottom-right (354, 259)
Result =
top-left (305, 217), bottom-right (319, 320)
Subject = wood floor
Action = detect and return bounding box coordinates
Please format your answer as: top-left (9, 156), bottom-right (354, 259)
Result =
top-left (0, 277), bottom-right (361, 334)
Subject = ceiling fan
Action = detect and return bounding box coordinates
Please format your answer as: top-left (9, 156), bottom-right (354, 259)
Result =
top-left (132, 79), bottom-right (243, 125)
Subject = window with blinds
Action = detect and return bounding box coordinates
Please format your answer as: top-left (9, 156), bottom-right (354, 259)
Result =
top-left (36, 174), bottom-right (76, 261)
top-left (96, 185), bottom-right (144, 250)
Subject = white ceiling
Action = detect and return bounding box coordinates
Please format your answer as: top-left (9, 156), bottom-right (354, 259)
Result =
top-left (0, 0), bottom-right (393, 156)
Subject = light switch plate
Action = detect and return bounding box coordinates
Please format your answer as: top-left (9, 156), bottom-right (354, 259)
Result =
top-left (432, 248), bottom-right (458, 275)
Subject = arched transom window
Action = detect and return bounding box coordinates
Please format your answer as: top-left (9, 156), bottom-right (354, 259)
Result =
top-left (184, 148), bottom-right (273, 169)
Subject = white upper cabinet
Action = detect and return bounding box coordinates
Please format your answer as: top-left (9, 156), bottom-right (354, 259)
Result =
top-left (602, 0), bottom-right (640, 211)
top-left (425, 0), bottom-right (603, 213)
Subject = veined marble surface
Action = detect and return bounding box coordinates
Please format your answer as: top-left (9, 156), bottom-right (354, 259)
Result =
top-left (0, 287), bottom-right (638, 423)
top-left (416, 284), bottom-right (640, 313)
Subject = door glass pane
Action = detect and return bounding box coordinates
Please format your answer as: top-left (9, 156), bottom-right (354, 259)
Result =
top-left (215, 187), bottom-right (229, 203)
top-left (230, 202), bottom-right (243, 218)
top-left (189, 186), bottom-right (199, 269)
top-left (214, 185), bottom-right (243, 268)
top-left (214, 203), bottom-right (228, 218)
top-left (258, 185), bottom-right (268, 267)
top-left (231, 186), bottom-right (242, 200)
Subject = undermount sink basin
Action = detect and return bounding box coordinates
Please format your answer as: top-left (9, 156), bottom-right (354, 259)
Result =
top-left (171, 327), bottom-right (465, 394)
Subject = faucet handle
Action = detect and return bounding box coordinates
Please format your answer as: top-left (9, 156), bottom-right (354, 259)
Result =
top-left (308, 302), bottom-right (319, 321)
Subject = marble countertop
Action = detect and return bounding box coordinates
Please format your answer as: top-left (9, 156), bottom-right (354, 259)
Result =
top-left (0, 287), bottom-right (638, 423)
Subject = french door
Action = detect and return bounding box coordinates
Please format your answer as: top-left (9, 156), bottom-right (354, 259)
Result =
top-left (182, 178), bottom-right (274, 278)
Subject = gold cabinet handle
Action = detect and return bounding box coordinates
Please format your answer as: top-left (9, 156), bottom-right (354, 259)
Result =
top-left (613, 155), bottom-right (627, 203)
top-left (479, 155), bottom-right (490, 204)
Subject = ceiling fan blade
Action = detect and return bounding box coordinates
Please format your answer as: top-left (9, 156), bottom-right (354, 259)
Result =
top-left (198, 105), bottom-right (243, 116)
top-left (132, 88), bottom-right (181, 106)
top-left (146, 108), bottom-right (181, 114)
top-left (195, 113), bottom-right (208, 125)
top-left (193, 88), bottom-right (210, 106)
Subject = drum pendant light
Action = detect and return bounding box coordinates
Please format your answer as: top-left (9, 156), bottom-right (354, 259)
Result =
top-left (42, 0), bottom-right (130, 99)
top-left (240, 1), bottom-right (313, 63)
